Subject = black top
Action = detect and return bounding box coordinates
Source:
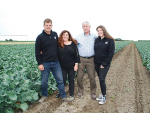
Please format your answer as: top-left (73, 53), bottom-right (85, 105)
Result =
top-left (58, 41), bottom-right (80, 70)
top-left (35, 30), bottom-right (58, 65)
top-left (94, 36), bottom-right (115, 67)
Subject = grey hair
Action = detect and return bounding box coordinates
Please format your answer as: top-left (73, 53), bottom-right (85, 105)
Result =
top-left (82, 21), bottom-right (91, 26)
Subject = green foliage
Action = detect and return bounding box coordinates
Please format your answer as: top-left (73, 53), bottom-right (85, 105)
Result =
top-left (0, 44), bottom-right (57, 112)
top-left (134, 41), bottom-right (150, 71)
top-left (112, 95), bottom-right (115, 100)
top-left (115, 41), bottom-right (133, 53)
top-left (20, 102), bottom-right (28, 111)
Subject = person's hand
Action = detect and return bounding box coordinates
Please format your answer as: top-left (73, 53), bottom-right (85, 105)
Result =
top-left (38, 64), bottom-right (44, 71)
top-left (74, 64), bottom-right (78, 71)
top-left (100, 65), bottom-right (104, 68)
top-left (40, 51), bottom-right (42, 54)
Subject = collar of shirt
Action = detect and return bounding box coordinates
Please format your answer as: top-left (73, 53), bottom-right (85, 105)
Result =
top-left (84, 33), bottom-right (91, 36)
top-left (98, 36), bottom-right (107, 41)
top-left (43, 30), bottom-right (52, 36)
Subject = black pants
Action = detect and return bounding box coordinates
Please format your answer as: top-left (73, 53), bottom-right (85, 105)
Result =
top-left (95, 62), bottom-right (110, 95)
top-left (62, 69), bottom-right (75, 96)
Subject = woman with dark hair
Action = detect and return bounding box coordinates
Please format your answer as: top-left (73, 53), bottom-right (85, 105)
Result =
top-left (94, 25), bottom-right (115, 104)
top-left (56, 30), bottom-right (80, 99)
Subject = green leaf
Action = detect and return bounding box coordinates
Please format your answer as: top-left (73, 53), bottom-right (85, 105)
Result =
top-left (3, 107), bottom-right (14, 113)
top-left (2, 81), bottom-right (9, 86)
top-left (26, 96), bottom-right (32, 101)
top-left (20, 102), bottom-right (28, 111)
top-left (9, 94), bottom-right (17, 101)
top-left (32, 92), bottom-right (38, 100)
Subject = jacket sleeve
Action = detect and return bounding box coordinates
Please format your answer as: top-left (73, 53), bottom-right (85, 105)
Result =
top-left (102, 39), bottom-right (115, 66)
top-left (74, 42), bottom-right (80, 63)
top-left (35, 36), bottom-right (42, 65)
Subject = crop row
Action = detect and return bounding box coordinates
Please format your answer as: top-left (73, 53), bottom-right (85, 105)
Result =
top-left (115, 41), bottom-right (132, 53)
top-left (134, 41), bottom-right (150, 71)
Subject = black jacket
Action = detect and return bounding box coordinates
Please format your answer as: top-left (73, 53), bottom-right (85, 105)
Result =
top-left (58, 41), bottom-right (80, 70)
top-left (35, 30), bottom-right (58, 65)
top-left (94, 36), bottom-right (115, 67)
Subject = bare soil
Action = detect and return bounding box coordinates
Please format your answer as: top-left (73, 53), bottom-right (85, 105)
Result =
top-left (22, 42), bottom-right (150, 113)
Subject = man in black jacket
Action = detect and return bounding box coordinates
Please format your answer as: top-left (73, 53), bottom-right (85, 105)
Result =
top-left (35, 18), bottom-right (73, 102)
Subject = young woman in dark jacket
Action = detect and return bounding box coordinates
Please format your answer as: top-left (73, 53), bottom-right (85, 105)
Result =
top-left (94, 25), bottom-right (115, 104)
top-left (56, 30), bottom-right (80, 99)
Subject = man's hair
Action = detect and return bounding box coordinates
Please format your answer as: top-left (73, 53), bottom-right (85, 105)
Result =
top-left (82, 21), bottom-right (91, 26)
top-left (44, 18), bottom-right (52, 25)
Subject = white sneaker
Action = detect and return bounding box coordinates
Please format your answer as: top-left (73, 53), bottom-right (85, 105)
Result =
top-left (96, 94), bottom-right (103, 100)
top-left (99, 96), bottom-right (106, 104)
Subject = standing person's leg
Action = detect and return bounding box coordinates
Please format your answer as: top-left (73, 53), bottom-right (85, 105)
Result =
top-left (41, 62), bottom-right (51, 96)
top-left (56, 68), bottom-right (67, 98)
top-left (51, 61), bottom-right (67, 99)
top-left (98, 67), bottom-right (109, 96)
top-left (68, 69), bottom-right (75, 97)
top-left (62, 69), bottom-right (68, 86)
top-left (98, 66), bottom-right (110, 104)
top-left (86, 57), bottom-right (97, 99)
top-left (77, 57), bottom-right (86, 96)
top-left (39, 62), bottom-right (51, 103)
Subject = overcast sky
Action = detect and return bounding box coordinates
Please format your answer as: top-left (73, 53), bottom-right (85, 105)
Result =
top-left (0, 0), bottom-right (150, 41)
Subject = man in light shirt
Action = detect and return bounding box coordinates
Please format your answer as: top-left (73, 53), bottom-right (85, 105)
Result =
top-left (74, 21), bottom-right (97, 99)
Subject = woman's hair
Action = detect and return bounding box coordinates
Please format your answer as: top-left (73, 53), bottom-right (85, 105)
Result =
top-left (58, 30), bottom-right (77, 48)
top-left (96, 25), bottom-right (115, 42)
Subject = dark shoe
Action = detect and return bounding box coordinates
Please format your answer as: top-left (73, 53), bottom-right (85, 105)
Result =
top-left (77, 92), bottom-right (83, 97)
top-left (56, 93), bottom-right (60, 98)
top-left (91, 93), bottom-right (96, 99)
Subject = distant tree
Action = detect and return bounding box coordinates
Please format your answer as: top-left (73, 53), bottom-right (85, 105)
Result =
top-left (5, 39), bottom-right (8, 41)
top-left (115, 38), bottom-right (122, 41)
top-left (9, 39), bottom-right (13, 41)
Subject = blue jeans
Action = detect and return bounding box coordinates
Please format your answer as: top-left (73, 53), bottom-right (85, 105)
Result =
top-left (41, 61), bottom-right (67, 98)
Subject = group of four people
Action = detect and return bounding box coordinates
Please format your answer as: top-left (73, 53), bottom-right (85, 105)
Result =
top-left (35, 18), bottom-right (115, 105)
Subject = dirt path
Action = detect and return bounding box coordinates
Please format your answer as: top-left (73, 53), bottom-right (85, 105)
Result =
top-left (23, 42), bottom-right (150, 113)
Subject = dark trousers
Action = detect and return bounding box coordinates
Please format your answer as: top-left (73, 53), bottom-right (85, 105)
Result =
top-left (62, 68), bottom-right (75, 96)
top-left (95, 62), bottom-right (110, 95)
